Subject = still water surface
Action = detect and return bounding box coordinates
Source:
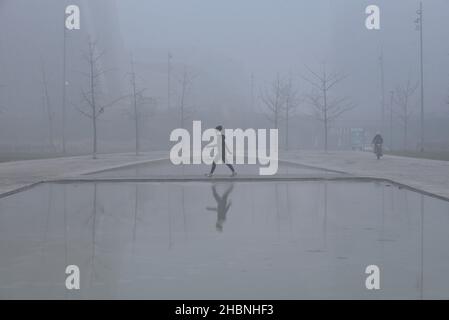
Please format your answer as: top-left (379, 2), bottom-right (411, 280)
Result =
top-left (0, 180), bottom-right (448, 299)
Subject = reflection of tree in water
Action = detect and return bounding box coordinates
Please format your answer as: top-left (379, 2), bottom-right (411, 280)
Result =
top-left (89, 183), bottom-right (98, 286)
top-left (284, 183), bottom-right (293, 233)
top-left (309, 181), bottom-right (328, 251)
top-left (181, 185), bottom-right (187, 239)
top-left (275, 184), bottom-right (280, 237)
top-left (133, 184), bottom-right (139, 245)
top-left (40, 184), bottom-right (53, 259)
top-left (84, 183), bottom-right (111, 287)
top-left (274, 183), bottom-right (294, 235)
top-left (206, 183), bottom-right (234, 232)
top-left (323, 181), bottom-right (328, 250)
top-left (167, 185), bottom-right (173, 249)
top-left (63, 184), bottom-right (68, 299)
top-left (419, 194), bottom-right (424, 299)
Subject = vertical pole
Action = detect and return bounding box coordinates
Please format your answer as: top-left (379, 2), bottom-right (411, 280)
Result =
top-left (180, 67), bottom-right (186, 128)
top-left (379, 49), bottom-right (385, 135)
top-left (62, 10), bottom-right (67, 154)
top-left (286, 75), bottom-right (292, 151)
top-left (275, 73), bottom-right (280, 130)
top-left (90, 42), bottom-right (97, 159)
top-left (250, 72), bottom-right (254, 113)
top-left (420, 194), bottom-right (424, 298)
top-left (323, 69), bottom-right (328, 152)
top-left (167, 52), bottom-right (172, 110)
top-left (131, 55), bottom-right (139, 155)
top-left (389, 91), bottom-right (394, 150)
top-left (418, 2), bottom-right (425, 152)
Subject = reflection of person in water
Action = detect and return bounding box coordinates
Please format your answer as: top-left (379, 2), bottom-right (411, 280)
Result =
top-left (206, 183), bottom-right (234, 232)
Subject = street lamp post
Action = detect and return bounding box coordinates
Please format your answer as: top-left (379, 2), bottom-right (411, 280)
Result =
top-left (167, 52), bottom-right (172, 110)
top-left (250, 72), bottom-right (255, 114)
top-left (62, 10), bottom-right (67, 154)
top-left (379, 50), bottom-right (385, 135)
top-left (389, 91), bottom-right (394, 150)
top-left (415, 2), bottom-right (425, 152)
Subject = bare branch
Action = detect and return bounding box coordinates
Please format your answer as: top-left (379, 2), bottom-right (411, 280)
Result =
top-left (299, 74), bottom-right (322, 91)
top-left (75, 105), bottom-right (93, 119)
top-left (101, 94), bottom-right (129, 110)
top-left (326, 73), bottom-right (349, 91)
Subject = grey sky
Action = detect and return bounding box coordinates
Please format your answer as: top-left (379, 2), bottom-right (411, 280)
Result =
top-left (0, 0), bottom-right (448, 148)
top-left (116, 0), bottom-right (449, 121)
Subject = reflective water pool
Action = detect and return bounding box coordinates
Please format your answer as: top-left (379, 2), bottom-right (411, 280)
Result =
top-left (0, 180), bottom-right (448, 299)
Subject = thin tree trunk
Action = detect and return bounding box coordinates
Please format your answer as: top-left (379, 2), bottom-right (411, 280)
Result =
top-left (132, 79), bottom-right (139, 156)
top-left (130, 56), bottom-right (140, 156)
top-left (286, 105), bottom-right (289, 150)
top-left (134, 107), bottom-right (139, 155)
top-left (62, 19), bottom-right (67, 154)
top-left (90, 56), bottom-right (97, 159)
top-left (180, 71), bottom-right (186, 128)
top-left (323, 83), bottom-right (328, 152)
top-left (285, 76), bottom-right (292, 151)
top-left (274, 74), bottom-right (279, 130)
top-left (404, 120), bottom-right (408, 150)
top-left (93, 116), bottom-right (97, 159)
top-left (41, 65), bottom-right (55, 150)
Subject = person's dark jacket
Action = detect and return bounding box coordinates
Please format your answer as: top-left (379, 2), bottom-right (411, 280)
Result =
top-left (372, 134), bottom-right (383, 145)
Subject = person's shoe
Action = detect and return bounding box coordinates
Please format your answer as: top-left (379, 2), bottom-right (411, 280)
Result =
top-left (205, 173), bottom-right (213, 178)
top-left (230, 171), bottom-right (237, 177)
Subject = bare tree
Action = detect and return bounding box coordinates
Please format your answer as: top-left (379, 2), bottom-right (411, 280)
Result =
top-left (284, 76), bottom-right (301, 150)
top-left (127, 54), bottom-right (156, 155)
top-left (0, 84), bottom-right (6, 113)
top-left (76, 39), bottom-right (125, 159)
top-left (393, 78), bottom-right (419, 150)
top-left (40, 60), bottom-right (55, 150)
top-left (260, 73), bottom-right (287, 130)
top-left (302, 64), bottom-right (354, 152)
top-left (177, 66), bottom-right (196, 128)
top-left (446, 83), bottom-right (449, 113)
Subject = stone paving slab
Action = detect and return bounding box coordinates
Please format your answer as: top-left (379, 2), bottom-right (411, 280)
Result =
top-left (1, 150), bottom-right (449, 201)
top-left (0, 152), bottom-right (167, 198)
top-left (282, 151), bottom-right (449, 200)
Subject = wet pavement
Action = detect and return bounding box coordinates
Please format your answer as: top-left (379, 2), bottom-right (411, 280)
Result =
top-left (86, 160), bottom-right (345, 179)
top-left (1, 178), bottom-right (448, 299)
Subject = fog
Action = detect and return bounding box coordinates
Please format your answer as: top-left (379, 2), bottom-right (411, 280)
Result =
top-left (0, 0), bottom-right (448, 155)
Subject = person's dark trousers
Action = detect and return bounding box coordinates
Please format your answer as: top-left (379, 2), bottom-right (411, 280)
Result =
top-left (210, 155), bottom-right (234, 174)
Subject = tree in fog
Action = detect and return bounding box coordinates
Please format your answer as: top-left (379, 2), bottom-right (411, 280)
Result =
top-left (446, 88), bottom-right (449, 114)
top-left (260, 74), bottom-right (287, 130)
top-left (177, 66), bottom-right (196, 128)
top-left (302, 65), bottom-right (354, 152)
top-left (284, 76), bottom-right (301, 150)
top-left (76, 39), bottom-right (125, 159)
top-left (0, 84), bottom-right (5, 113)
top-left (40, 60), bottom-right (55, 150)
top-left (129, 55), bottom-right (140, 155)
top-left (126, 54), bottom-right (157, 155)
top-left (393, 78), bottom-right (418, 150)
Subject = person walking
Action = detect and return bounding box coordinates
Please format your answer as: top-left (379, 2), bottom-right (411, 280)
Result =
top-left (205, 125), bottom-right (236, 177)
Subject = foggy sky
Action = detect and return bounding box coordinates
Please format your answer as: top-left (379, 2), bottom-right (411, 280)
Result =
top-left (117, 0), bottom-right (449, 111)
top-left (0, 0), bottom-right (448, 149)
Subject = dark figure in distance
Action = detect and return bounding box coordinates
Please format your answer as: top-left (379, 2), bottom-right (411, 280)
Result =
top-left (372, 132), bottom-right (384, 159)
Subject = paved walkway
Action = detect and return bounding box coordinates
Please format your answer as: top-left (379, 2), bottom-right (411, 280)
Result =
top-left (0, 152), bottom-right (166, 197)
top-left (1, 150), bottom-right (448, 200)
top-left (283, 151), bottom-right (449, 200)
